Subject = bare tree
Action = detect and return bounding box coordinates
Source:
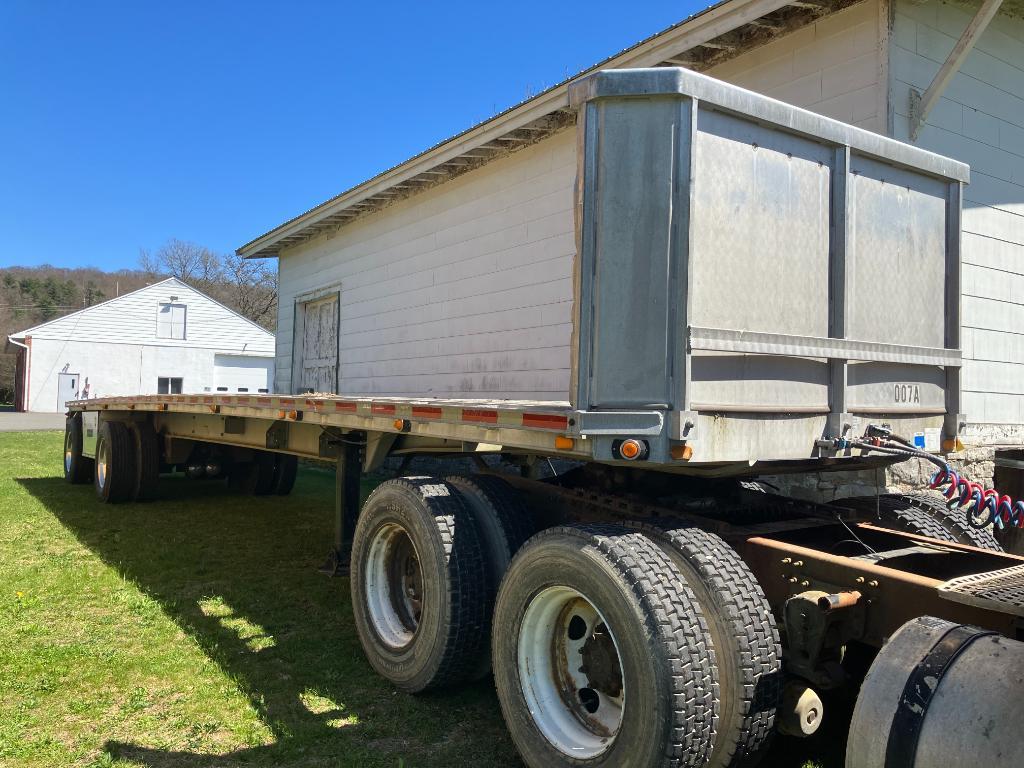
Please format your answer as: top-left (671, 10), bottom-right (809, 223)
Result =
top-left (140, 239), bottom-right (277, 330)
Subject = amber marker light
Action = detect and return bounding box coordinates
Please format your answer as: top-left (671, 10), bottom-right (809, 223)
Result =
top-left (554, 436), bottom-right (575, 450)
top-left (616, 438), bottom-right (649, 461)
top-left (671, 444), bottom-right (694, 461)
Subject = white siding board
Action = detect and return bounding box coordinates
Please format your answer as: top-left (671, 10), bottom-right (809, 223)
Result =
top-left (706, 0), bottom-right (886, 132)
top-left (962, 231), bottom-right (1024, 271)
top-left (276, 128), bottom-right (578, 399)
top-left (964, 327), bottom-right (1024, 365)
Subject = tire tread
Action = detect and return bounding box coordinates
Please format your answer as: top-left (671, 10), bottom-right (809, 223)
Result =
top-left (632, 521), bottom-right (781, 768)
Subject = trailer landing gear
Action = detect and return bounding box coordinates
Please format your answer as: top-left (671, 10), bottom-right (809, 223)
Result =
top-left (319, 438), bottom-right (362, 577)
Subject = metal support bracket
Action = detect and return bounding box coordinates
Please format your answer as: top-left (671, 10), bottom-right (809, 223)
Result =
top-left (672, 410), bottom-right (699, 444)
top-left (266, 420), bottom-right (289, 450)
top-left (909, 0), bottom-right (1004, 140)
top-left (318, 434), bottom-right (363, 578)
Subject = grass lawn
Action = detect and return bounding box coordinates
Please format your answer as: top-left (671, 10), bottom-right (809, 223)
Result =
top-left (0, 430), bottom-right (836, 767)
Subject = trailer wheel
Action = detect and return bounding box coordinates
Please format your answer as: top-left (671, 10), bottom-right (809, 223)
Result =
top-left (492, 525), bottom-right (717, 768)
top-left (633, 522), bottom-right (782, 768)
top-left (128, 421), bottom-right (160, 501)
top-left (350, 477), bottom-right (488, 693)
top-left (272, 455), bottom-right (298, 495)
top-left (835, 492), bottom-right (1002, 551)
top-left (63, 414), bottom-right (93, 484)
top-left (228, 452), bottom-right (277, 495)
top-left (446, 473), bottom-right (535, 679)
top-left (94, 420), bottom-right (137, 503)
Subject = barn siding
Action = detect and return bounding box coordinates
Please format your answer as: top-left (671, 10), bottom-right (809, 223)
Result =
top-left (706, 0), bottom-right (887, 133)
top-left (16, 277), bottom-right (275, 411)
top-left (890, 1), bottom-right (1024, 427)
top-left (275, 128), bottom-right (577, 398)
top-left (25, 278), bottom-right (275, 354)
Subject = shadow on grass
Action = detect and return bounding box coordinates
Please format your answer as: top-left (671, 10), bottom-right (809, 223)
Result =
top-left (18, 470), bottom-right (516, 768)
top-left (19, 468), bottom-right (848, 768)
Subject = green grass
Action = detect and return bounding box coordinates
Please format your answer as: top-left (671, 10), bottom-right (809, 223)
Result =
top-left (0, 431), bottom-right (834, 767)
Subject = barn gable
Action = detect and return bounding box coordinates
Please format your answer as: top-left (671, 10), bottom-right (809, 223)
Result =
top-left (10, 277), bottom-right (274, 354)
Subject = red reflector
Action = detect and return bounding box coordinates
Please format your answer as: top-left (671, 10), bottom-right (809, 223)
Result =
top-left (371, 403), bottom-right (396, 415)
top-left (334, 401), bottom-right (357, 412)
top-left (522, 413), bottom-right (569, 430)
top-left (412, 406), bottom-right (443, 418)
top-left (462, 409), bottom-right (498, 424)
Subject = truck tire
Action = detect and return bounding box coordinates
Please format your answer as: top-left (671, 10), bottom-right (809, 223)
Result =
top-left (446, 473), bottom-right (535, 679)
top-left (350, 477), bottom-right (488, 693)
top-left (836, 492), bottom-right (1002, 551)
top-left (94, 420), bottom-right (137, 503)
top-left (272, 455), bottom-right (298, 495)
top-left (632, 521), bottom-right (781, 768)
top-left (64, 414), bottom-right (93, 484)
top-left (128, 421), bottom-right (160, 501)
top-left (492, 524), bottom-right (717, 768)
top-left (228, 452), bottom-right (277, 495)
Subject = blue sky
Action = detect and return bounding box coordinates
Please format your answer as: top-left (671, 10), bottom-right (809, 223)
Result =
top-left (0, 1), bottom-right (705, 271)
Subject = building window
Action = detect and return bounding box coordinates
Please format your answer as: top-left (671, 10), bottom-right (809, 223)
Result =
top-left (156, 303), bottom-right (187, 339)
top-left (157, 377), bottom-right (183, 394)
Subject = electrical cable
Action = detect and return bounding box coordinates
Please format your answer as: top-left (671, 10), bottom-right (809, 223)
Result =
top-left (847, 428), bottom-right (1024, 531)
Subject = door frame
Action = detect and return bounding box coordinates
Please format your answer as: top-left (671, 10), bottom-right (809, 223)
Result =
top-left (56, 371), bottom-right (80, 410)
top-left (292, 282), bottom-right (342, 395)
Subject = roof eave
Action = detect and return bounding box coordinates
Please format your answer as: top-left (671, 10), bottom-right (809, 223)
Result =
top-left (236, 0), bottom-right (810, 259)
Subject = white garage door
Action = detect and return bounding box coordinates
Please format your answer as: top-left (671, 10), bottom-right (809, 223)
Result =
top-left (213, 354), bottom-right (274, 394)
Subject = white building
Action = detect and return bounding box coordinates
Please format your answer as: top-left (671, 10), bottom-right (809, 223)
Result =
top-left (7, 277), bottom-right (275, 412)
top-left (237, 0), bottom-right (1023, 483)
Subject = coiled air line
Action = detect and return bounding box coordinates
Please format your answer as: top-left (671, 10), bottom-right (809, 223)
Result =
top-left (834, 425), bottom-right (1024, 531)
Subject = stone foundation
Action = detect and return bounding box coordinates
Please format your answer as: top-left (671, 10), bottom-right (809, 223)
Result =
top-left (759, 446), bottom-right (996, 504)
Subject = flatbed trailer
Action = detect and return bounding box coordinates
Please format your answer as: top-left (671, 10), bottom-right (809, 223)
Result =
top-left (64, 388), bottom-right (1024, 767)
top-left (61, 67), bottom-right (1024, 768)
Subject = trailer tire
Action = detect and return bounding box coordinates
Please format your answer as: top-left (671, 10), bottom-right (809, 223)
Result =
top-left (272, 455), bottom-right (298, 495)
top-left (64, 414), bottom-right (93, 484)
top-left (129, 421), bottom-right (160, 501)
top-left (835, 492), bottom-right (1002, 551)
top-left (229, 452), bottom-right (277, 495)
top-left (493, 524), bottom-right (717, 768)
top-left (350, 477), bottom-right (489, 693)
top-left (446, 473), bottom-right (535, 679)
top-left (633, 522), bottom-right (782, 768)
top-left (94, 420), bottom-right (137, 503)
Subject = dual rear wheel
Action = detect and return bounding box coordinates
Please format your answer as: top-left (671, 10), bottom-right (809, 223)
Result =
top-left (349, 476), bottom-right (781, 768)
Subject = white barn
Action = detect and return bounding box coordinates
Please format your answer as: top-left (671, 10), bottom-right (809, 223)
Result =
top-left (237, 0), bottom-right (1024, 487)
top-left (7, 277), bottom-right (275, 412)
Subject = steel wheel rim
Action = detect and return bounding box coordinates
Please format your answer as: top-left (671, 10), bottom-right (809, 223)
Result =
top-left (517, 586), bottom-right (625, 758)
top-left (364, 522), bottom-right (423, 649)
top-left (64, 431), bottom-right (73, 473)
top-left (97, 439), bottom-right (108, 487)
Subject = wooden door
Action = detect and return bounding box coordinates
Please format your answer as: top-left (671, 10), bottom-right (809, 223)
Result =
top-left (299, 294), bottom-right (339, 393)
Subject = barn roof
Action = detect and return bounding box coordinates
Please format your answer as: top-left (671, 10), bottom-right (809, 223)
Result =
top-left (7, 276), bottom-right (274, 343)
top-left (236, 0), bottom-right (871, 259)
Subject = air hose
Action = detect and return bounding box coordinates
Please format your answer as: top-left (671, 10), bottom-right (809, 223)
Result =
top-left (841, 425), bottom-right (1024, 531)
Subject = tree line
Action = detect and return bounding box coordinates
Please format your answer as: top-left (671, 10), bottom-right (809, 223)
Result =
top-left (1, 240), bottom-right (277, 404)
